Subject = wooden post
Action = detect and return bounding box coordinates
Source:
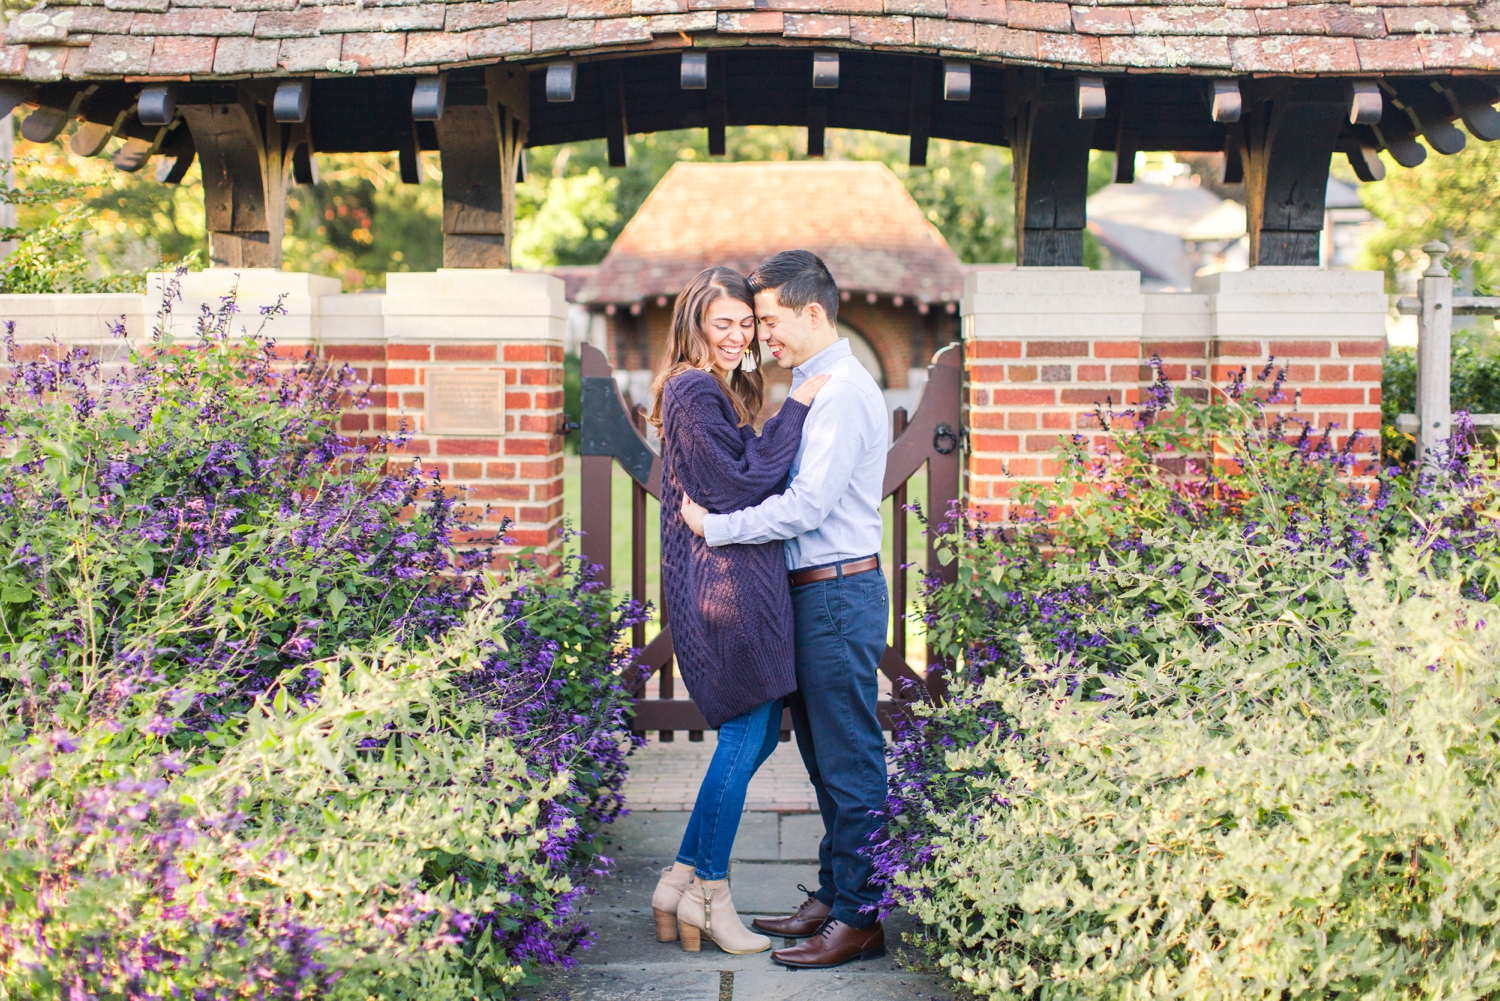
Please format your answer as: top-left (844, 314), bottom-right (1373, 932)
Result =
top-left (181, 84), bottom-right (293, 268)
top-left (1239, 81), bottom-right (1345, 267)
top-left (435, 66), bottom-right (529, 268)
top-left (579, 346), bottom-right (615, 586)
top-left (1416, 240), bottom-right (1454, 466)
top-left (891, 407), bottom-right (908, 668)
top-left (1012, 79), bottom-right (1095, 267)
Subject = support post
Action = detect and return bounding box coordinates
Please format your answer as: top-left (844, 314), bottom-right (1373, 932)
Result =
top-left (1012, 81), bottom-right (1095, 267)
top-left (909, 59), bottom-right (933, 167)
top-left (604, 61), bottom-right (628, 169)
top-left (1416, 241), bottom-right (1454, 465)
top-left (435, 66), bottom-right (529, 268)
top-left (706, 52), bottom-right (727, 157)
top-left (1239, 82), bottom-right (1344, 266)
top-left (181, 84), bottom-right (292, 269)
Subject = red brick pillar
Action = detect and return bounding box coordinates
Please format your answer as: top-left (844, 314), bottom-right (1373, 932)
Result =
top-left (963, 267), bottom-right (1387, 520)
top-left (1198, 269), bottom-right (1386, 466)
top-left (963, 268), bottom-right (1146, 521)
top-left (157, 268), bottom-right (569, 562)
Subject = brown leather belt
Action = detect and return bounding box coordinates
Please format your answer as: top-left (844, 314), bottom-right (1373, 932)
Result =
top-left (789, 555), bottom-right (880, 588)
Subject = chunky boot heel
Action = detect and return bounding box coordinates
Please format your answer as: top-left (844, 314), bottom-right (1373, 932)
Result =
top-left (676, 879), bottom-right (770, 955)
top-left (679, 922), bottom-right (702, 952)
top-left (651, 864), bottom-right (694, 944)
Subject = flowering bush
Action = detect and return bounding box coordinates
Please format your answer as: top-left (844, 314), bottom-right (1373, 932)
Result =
top-left (0, 275), bottom-right (643, 998)
top-left (875, 363), bottom-right (1500, 1000)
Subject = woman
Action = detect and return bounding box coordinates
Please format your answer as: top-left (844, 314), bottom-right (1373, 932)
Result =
top-left (646, 267), bottom-right (829, 954)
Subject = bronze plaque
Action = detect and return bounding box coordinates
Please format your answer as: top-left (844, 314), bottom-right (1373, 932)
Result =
top-left (427, 371), bottom-right (506, 435)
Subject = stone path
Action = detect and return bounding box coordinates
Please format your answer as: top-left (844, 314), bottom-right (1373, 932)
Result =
top-left (516, 811), bottom-right (956, 1001)
top-left (621, 731), bottom-right (820, 813)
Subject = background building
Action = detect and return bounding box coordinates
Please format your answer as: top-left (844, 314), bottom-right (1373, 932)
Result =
top-left (1089, 155), bottom-right (1377, 292)
top-left (575, 160), bottom-right (965, 419)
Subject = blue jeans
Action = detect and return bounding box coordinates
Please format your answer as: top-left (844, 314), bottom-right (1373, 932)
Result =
top-left (786, 564), bottom-right (889, 928)
top-left (676, 697), bottom-right (783, 880)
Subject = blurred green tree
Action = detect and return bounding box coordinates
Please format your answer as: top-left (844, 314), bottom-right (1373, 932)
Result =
top-left (1359, 130), bottom-right (1500, 291)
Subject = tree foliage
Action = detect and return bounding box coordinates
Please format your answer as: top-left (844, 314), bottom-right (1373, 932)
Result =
top-left (876, 365), bottom-right (1500, 1001)
top-left (1359, 129), bottom-right (1500, 291)
top-left (520, 127), bottom-right (1020, 266)
top-left (0, 280), bottom-right (644, 997)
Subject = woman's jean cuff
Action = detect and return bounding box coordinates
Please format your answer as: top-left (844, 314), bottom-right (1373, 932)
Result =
top-left (676, 853), bottom-right (727, 881)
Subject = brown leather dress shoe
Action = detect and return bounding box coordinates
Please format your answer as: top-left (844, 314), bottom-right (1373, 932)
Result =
top-left (751, 885), bottom-right (832, 938)
top-left (770, 919), bottom-right (885, 969)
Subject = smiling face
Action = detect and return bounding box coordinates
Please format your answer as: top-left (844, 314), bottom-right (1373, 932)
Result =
top-left (754, 289), bottom-right (836, 369)
top-left (702, 294), bottom-right (756, 375)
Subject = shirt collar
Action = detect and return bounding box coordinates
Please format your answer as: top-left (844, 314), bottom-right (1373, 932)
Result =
top-left (794, 338), bottom-right (851, 380)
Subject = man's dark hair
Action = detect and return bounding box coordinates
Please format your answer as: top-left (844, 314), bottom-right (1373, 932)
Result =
top-left (748, 250), bottom-right (839, 327)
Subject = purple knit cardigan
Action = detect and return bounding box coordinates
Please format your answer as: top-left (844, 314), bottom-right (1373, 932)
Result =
top-left (659, 369), bottom-right (810, 729)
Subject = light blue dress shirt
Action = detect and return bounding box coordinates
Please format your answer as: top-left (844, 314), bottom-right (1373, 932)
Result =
top-left (702, 338), bottom-right (886, 570)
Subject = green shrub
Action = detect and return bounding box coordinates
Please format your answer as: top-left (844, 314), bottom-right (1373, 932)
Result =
top-left (0, 276), bottom-right (643, 999)
top-left (891, 544), bottom-right (1500, 1001)
top-left (877, 362), bottom-right (1500, 1000)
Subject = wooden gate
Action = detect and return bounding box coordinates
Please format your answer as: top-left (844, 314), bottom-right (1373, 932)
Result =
top-left (578, 342), bottom-right (961, 737)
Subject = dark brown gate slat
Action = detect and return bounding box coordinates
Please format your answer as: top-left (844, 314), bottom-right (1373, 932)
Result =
top-left (578, 341), bottom-right (962, 735)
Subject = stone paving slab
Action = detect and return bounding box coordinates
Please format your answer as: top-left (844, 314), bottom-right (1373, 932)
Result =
top-left (779, 813), bottom-right (825, 862)
top-left (727, 862), bottom-right (821, 915)
top-left (515, 835), bottom-right (956, 1001)
top-left (596, 813), bottom-right (820, 866)
top-left (733, 966), bottom-right (956, 1001)
top-left (622, 733), bottom-right (818, 813)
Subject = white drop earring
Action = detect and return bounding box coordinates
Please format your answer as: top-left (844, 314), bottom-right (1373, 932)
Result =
top-left (740, 349), bottom-right (757, 374)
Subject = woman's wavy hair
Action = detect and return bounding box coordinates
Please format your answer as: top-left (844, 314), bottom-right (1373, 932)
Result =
top-left (648, 267), bottom-right (764, 431)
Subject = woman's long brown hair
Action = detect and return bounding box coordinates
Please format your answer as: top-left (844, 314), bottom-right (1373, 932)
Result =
top-left (648, 267), bottom-right (765, 431)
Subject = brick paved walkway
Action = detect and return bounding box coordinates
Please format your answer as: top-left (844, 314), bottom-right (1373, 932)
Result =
top-left (622, 732), bottom-right (820, 813)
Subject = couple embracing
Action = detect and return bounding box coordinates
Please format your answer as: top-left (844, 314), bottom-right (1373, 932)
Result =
top-left (645, 250), bottom-right (889, 970)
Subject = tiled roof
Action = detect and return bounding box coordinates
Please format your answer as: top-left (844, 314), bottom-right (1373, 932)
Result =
top-left (578, 160), bottom-right (967, 304)
top-left (4, 0), bottom-right (1500, 82)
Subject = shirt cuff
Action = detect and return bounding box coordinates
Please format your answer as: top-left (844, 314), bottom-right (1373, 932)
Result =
top-left (703, 512), bottom-right (732, 548)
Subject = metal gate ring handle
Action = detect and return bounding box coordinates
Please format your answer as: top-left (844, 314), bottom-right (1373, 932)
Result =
top-left (933, 423), bottom-right (958, 455)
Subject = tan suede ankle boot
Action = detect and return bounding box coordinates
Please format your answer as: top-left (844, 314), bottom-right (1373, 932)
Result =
top-left (675, 878), bottom-right (771, 954)
top-left (650, 863), bottom-right (695, 942)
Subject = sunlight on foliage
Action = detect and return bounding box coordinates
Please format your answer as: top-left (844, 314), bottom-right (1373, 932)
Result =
top-left (1359, 127), bottom-right (1500, 292)
top-left (877, 363), bottom-right (1500, 1000)
top-left (0, 279), bottom-right (645, 996)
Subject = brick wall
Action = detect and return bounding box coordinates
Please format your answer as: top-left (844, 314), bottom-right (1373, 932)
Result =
top-left (964, 267), bottom-right (1386, 521)
top-left (11, 268), bottom-right (572, 562)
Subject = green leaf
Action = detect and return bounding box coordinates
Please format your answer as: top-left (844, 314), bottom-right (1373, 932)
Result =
top-left (1, 585), bottom-right (32, 604)
top-left (327, 588), bottom-right (347, 619)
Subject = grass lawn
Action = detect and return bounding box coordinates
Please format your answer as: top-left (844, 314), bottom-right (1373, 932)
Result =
top-left (562, 454), bottom-right (930, 664)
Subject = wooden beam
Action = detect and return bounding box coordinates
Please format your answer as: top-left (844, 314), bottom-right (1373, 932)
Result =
top-left (604, 60), bottom-right (627, 168)
top-left (909, 59), bottom-right (933, 167)
top-left (1113, 78), bottom-right (1135, 183)
top-left (706, 52), bottom-right (726, 156)
top-left (807, 87), bottom-right (827, 157)
top-left (1013, 85), bottom-right (1094, 267)
top-left (181, 85), bottom-right (292, 269)
top-left (434, 66), bottom-right (527, 268)
top-left (1240, 82), bottom-right (1343, 267)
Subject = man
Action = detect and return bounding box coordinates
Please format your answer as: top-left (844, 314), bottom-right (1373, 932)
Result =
top-left (680, 250), bottom-right (889, 970)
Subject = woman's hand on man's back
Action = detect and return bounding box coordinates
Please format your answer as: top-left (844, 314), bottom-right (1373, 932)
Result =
top-left (788, 373), bottom-right (830, 407)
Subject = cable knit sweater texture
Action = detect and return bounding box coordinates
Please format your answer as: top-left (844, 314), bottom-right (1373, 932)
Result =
top-left (659, 369), bottom-right (809, 729)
